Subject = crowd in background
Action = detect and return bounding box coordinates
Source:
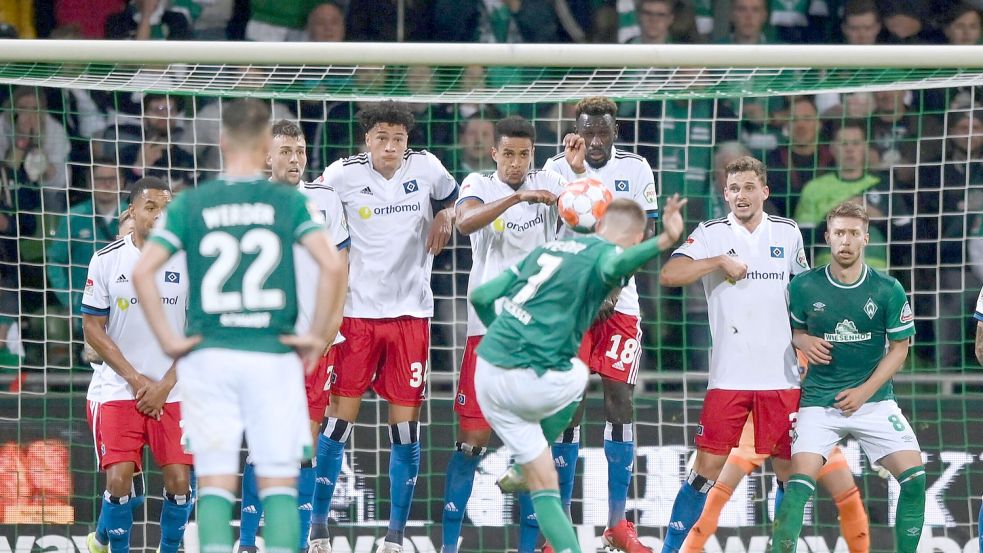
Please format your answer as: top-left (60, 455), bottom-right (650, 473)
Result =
top-left (0, 0), bottom-right (982, 381)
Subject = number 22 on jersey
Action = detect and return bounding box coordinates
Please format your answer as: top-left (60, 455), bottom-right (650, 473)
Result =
top-left (200, 228), bottom-right (285, 313)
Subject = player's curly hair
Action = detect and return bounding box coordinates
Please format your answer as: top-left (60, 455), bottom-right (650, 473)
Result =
top-left (272, 119), bottom-right (304, 139)
top-left (826, 202), bottom-right (869, 229)
top-left (724, 155), bottom-right (767, 184)
top-left (574, 96), bottom-right (618, 120)
top-left (357, 100), bottom-right (416, 134)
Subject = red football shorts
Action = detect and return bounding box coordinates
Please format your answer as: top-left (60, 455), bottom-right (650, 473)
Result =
top-left (305, 346), bottom-right (336, 422)
top-left (454, 335), bottom-right (490, 431)
top-left (577, 312), bottom-right (642, 385)
top-left (331, 316), bottom-right (430, 407)
top-left (97, 400), bottom-right (192, 471)
top-left (694, 389), bottom-right (801, 460)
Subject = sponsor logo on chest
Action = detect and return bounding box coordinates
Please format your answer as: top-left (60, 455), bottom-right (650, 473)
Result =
top-left (824, 319), bottom-right (872, 343)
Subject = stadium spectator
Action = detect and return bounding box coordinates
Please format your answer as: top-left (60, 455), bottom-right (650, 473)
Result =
top-left (628, 0), bottom-right (673, 44)
top-left (766, 96), bottom-right (835, 218)
top-left (54, 0), bottom-right (126, 39)
top-left (626, 0), bottom-right (696, 44)
top-left (0, 0), bottom-right (34, 38)
top-left (716, 0), bottom-right (776, 44)
top-left (404, 65), bottom-right (456, 165)
top-left (46, 160), bottom-right (122, 310)
top-left (619, 96), bottom-right (737, 206)
top-left (0, 149), bottom-right (41, 331)
top-left (869, 89), bottom-right (944, 188)
top-left (430, 0), bottom-right (559, 43)
top-left (192, 0), bottom-right (239, 39)
top-left (97, 94), bottom-right (196, 185)
top-left (916, 106), bottom-right (983, 368)
top-left (769, 0), bottom-right (833, 43)
top-left (0, 86), bottom-right (71, 214)
top-left (105, 0), bottom-right (199, 40)
top-left (306, 1), bottom-right (345, 41)
top-left (193, 94), bottom-right (295, 177)
top-left (532, 102), bottom-right (577, 169)
top-left (839, 0), bottom-right (882, 44)
top-left (347, 0), bottom-right (433, 41)
top-left (617, 0), bottom-right (712, 42)
top-left (881, 0), bottom-right (943, 44)
top-left (794, 119), bottom-right (904, 269)
top-left (245, 0), bottom-right (325, 40)
top-left (456, 115), bottom-right (497, 179)
top-left (738, 96), bottom-right (785, 161)
top-left (944, 2), bottom-right (982, 45)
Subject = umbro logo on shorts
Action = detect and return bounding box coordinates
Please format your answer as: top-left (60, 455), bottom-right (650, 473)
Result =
top-left (116, 274), bottom-right (128, 283)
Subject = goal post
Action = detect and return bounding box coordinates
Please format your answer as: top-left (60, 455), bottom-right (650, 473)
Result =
top-left (0, 41), bottom-right (980, 553)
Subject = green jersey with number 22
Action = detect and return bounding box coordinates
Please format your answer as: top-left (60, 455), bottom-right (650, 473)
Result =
top-left (150, 177), bottom-right (324, 354)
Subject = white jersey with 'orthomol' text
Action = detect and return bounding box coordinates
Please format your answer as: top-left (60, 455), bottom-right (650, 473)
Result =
top-left (294, 179), bottom-right (350, 342)
top-left (80, 234), bottom-right (188, 402)
top-left (458, 169), bottom-right (567, 335)
top-left (672, 213), bottom-right (809, 391)
top-left (543, 147), bottom-right (659, 317)
top-left (321, 149), bottom-right (458, 319)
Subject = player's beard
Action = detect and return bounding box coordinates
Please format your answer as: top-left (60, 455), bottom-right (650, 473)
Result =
top-left (586, 147), bottom-right (610, 169)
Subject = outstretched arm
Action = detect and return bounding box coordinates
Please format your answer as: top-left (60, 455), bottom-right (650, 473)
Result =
top-left (599, 239), bottom-right (662, 283)
top-left (470, 269), bottom-right (519, 328)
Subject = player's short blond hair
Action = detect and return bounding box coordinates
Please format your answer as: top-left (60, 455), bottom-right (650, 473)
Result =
top-left (603, 198), bottom-right (646, 230)
top-left (222, 99), bottom-right (271, 145)
top-left (826, 201), bottom-right (869, 229)
top-left (724, 155), bottom-right (767, 185)
top-left (575, 96), bottom-right (618, 119)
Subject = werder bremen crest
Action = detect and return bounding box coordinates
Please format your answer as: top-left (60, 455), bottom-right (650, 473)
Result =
top-left (824, 319), bottom-right (872, 343)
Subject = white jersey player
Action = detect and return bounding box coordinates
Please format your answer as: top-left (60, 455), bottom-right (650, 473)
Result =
top-left (311, 101), bottom-right (458, 553)
top-left (540, 96), bottom-right (679, 553)
top-left (658, 156), bottom-right (807, 552)
top-left (81, 176), bottom-right (193, 553)
top-left (441, 115), bottom-right (566, 553)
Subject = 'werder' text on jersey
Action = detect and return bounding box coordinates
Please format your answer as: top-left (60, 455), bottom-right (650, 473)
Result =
top-left (150, 176), bottom-right (323, 354)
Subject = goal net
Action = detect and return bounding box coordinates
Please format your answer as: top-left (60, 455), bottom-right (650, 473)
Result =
top-left (0, 41), bottom-right (981, 553)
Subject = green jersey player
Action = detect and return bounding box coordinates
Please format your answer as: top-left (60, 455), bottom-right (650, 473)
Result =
top-left (771, 202), bottom-right (924, 553)
top-left (472, 196), bottom-right (685, 553)
top-left (133, 99), bottom-right (347, 553)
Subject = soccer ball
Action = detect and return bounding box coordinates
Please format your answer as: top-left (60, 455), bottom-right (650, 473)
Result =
top-left (558, 178), bottom-right (613, 233)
